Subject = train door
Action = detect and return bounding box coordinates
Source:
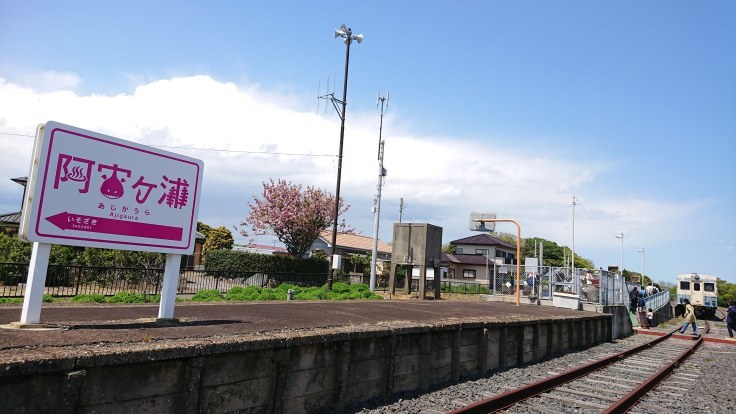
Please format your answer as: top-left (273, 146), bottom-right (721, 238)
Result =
top-left (691, 280), bottom-right (704, 306)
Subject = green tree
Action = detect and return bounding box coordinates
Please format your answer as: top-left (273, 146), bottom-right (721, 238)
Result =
top-left (197, 222), bottom-right (213, 237)
top-left (202, 226), bottom-right (234, 263)
top-left (717, 278), bottom-right (736, 305)
top-left (0, 232), bottom-right (31, 262)
top-left (442, 243), bottom-right (456, 254)
top-left (521, 236), bottom-right (594, 269)
top-left (348, 252), bottom-right (372, 275)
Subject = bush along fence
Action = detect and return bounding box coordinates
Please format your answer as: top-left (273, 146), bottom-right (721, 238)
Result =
top-left (0, 262), bottom-right (337, 298)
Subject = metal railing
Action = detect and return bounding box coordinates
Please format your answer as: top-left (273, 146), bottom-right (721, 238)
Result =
top-left (642, 289), bottom-right (670, 311)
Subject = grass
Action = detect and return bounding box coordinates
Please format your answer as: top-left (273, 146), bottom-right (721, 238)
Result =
top-left (1, 284), bottom-right (385, 304)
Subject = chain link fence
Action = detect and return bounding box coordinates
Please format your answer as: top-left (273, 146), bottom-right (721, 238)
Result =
top-left (483, 265), bottom-right (627, 305)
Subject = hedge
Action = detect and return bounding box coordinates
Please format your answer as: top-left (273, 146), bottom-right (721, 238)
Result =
top-left (205, 250), bottom-right (328, 274)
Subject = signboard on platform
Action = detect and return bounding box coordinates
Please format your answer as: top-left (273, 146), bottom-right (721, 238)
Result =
top-left (20, 121), bottom-right (203, 254)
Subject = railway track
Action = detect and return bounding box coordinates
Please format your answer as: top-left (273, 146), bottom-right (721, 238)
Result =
top-left (448, 321), bottom-right (710, 414)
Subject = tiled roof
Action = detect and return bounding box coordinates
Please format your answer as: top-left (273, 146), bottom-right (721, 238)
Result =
top-left (450, 233), bottom-right (515, 249)
top-left (11, 177), bottom-right (28, 186)
top-left (319, 231), bottom-right (392, 254)
top-left (0, 211), bottom-right (21, 225)
top-left (442, 253), bottom-right (490, 265)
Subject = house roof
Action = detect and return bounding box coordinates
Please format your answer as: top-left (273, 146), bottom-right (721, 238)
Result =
top-left (0, 211), bottom-right (21, 226)
top-left (450, 233), bottom-right (516, 249)
top-left (319, 231), bottom-right (392, 254)
top-left (11, 177), bottom-right (28, 186)
top-left (442, 253), bottom-right (490, 265)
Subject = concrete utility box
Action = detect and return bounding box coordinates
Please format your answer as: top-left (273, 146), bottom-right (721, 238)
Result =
top-left (389, 223), bottom-right (443, 300)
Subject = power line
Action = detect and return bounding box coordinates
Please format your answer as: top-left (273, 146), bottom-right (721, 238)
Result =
top-left (154, 145), bottom-right (336, 158)
top-left (0, 131), bottom-right (336, 158)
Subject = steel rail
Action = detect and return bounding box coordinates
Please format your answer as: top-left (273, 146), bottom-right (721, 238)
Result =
top-left (448, 328), bottom-right (680, 414)
top-left (602, 333), bottom-right (703, 413)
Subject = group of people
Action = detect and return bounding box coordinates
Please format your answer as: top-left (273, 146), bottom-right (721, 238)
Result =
top-left (629, 286), bottom-right (736, 338)
top-left (629, 287), bottom-right (655, 328)
top-left (678, 299), bottom-right (736, 338)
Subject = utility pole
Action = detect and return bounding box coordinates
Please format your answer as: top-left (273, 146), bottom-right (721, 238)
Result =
top-left (324, 24), bottom-right (363, 290)
top-left (399, 197), bottom-right (404, 223)
top-left (369, 92), bottom-right (389, 292)
top-left (572, 195), bottom-right (577, 271)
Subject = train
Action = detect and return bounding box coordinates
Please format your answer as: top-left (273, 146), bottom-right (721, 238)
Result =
top-left (675, 273), bottom-right (718, 319)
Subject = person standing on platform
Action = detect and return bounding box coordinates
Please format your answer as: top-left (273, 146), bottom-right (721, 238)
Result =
top-left (727, 301), bottom-right (736, 339)
top-left (646, 308), bottom-right (654, 329)
top-left (679, 299), bottom-right (698, 335)
top-left (630, 287), bottom-right (639, 313)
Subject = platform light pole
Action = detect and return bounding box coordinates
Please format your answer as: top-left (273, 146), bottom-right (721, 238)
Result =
top-left (638, 248), bottom-right (645, 285)
top-left (474, 218), bottom-right (522, 306)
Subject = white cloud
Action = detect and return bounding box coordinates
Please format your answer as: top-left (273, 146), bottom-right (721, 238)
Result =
top-left (14, 70), bottom-right (83, 93)
top-left (0, 74), bottom-right (706, 268)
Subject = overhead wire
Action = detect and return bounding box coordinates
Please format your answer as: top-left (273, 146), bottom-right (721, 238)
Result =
top-left (0, 131), bottom-right (336, 158)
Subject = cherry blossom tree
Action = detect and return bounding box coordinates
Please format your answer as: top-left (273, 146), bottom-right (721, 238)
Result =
top-left (241, 179), bottom-right (351, 259)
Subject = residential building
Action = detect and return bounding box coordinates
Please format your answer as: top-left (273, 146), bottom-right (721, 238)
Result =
top-left (442, 233), bottom-right (517, 281)
top-left (0, 177), bottom-right (27, 235)
top-left (308, 231), bottom-right (392, 276)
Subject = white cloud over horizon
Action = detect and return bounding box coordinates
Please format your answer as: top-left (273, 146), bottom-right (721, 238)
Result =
top-left (0, 72), bottom-right (716, 276)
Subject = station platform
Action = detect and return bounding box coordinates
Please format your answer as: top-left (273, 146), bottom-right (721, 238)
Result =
top-left (0, 300), bottom-right (597, 358)
top-left (0, 300), bottom-right (617, 413)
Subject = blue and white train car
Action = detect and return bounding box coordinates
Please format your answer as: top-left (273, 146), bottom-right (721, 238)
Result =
top-left (676, 273), bottom-right (718, 318)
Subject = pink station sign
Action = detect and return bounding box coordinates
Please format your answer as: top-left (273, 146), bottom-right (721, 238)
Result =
top-left (20, 121), bottom-right (204, 254)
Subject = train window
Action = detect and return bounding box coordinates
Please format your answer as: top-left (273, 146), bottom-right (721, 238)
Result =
top-left (680, 281), bottom-right (690, 290)
top-left (693, 283), bottom-right (701, 291)
top-left (704, 283), bottom-right (715, 292)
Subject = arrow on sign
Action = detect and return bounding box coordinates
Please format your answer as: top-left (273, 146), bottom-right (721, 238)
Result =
top-left (45, 212), bottom-right (183, 241)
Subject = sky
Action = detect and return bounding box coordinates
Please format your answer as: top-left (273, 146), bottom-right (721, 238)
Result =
top-left (1, 1), bottom-right (734, 284)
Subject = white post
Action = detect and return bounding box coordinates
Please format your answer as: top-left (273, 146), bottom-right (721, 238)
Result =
top-left (157, 253), bottom-right (182, 320)
top-left (20, 242), bottom-right (52, 324)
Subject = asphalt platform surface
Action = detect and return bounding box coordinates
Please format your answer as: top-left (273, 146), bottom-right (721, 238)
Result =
top-left (0, 300), bottom-right (593, 363)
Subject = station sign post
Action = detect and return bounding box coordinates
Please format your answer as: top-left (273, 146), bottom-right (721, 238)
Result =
top-left (17, 121), bottom-right (203, 325)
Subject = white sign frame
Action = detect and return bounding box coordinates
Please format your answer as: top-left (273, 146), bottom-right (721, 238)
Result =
top-left (15, 121), bottom-right (204, 325)
top-left (20, 121), bottom-right (203, 254)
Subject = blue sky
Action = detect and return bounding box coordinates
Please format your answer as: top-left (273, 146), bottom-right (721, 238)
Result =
top-left (1, 1), bottom-right (734, 283)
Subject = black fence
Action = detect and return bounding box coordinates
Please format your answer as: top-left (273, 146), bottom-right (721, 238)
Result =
top-left (0, 263), bottom-right (334, 298)
top-left (1, 262), bottom-right (493, 298)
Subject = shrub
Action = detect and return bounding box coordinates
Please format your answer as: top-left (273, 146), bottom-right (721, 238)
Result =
top-left (226, 286), bottom-right (262, 301)
top-left (331, 282), bottom-right (351, 294)
top-left (350, 283), bottom-right (370, 292)
top-left (256, 290), bottom-right (279, 301)
top-left (108, 292), bottom-right (149, 303)
top-left (42, 294), bottom-right (54, 303)
top-left (275, 283), bottom-right (298, 293)
top-left (71, 294), bottom-right (105, 303)
top-left (0, 298), bottom-right (23, 304)
top-left (192, 289), bottom-right (225, 301)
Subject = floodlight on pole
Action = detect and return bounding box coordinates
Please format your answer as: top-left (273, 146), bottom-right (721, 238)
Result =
top-left (615, 232), bottom-right (624, 278)
top-left (327, 24), bottom-right (363, 290)
top-left (638, 248), bottom-right (645, 284)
